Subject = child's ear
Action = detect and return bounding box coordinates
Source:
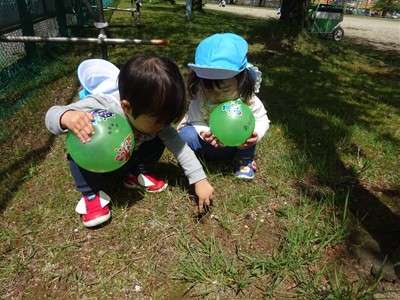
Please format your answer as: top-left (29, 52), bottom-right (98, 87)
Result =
top-left (121, 100), bottom-right (132, 115)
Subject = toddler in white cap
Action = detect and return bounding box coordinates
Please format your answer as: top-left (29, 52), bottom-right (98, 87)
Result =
top-left (178, 33), bottom-right (270, 179)
top-left (77, 59), bottom-right (120, 99)
top-left (46, 54), bottom-right (215, 227)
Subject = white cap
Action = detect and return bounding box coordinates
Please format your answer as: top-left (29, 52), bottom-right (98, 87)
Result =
top-left (77, 59), bottom-right (119, 98)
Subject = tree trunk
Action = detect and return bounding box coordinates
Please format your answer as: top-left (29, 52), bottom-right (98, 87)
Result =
top-left (280, 0), bottom-right (309, 29)
top-left (197, 0), bottom-right (204, 12)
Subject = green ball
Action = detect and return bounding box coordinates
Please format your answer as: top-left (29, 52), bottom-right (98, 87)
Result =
top-left (66, 109), bottom-right (134, 173)
top-left (209, 100), bottom-right (255, 147)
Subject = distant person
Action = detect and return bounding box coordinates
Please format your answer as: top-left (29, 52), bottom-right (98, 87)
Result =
top-left (45, 54), bottom-right (214, 228)
top-left (178, 33), bottom-right (270, 180)
top-left (219, 0), bottom-right (226, 7)
top-left (131, 0), bottom-right (142, 22)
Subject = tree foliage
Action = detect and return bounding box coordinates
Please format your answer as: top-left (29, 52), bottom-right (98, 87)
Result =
top-left (373, 0), bottom-right (400, 14)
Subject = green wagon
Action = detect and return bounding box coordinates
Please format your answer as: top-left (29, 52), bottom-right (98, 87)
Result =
top-left (308, 2), bottom-right (345, 41)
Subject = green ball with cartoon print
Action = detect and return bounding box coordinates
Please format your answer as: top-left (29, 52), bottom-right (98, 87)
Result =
top-left (66, 109), bottom-right (134, 173)
top-left (209, 100), bottom-right (255, 147)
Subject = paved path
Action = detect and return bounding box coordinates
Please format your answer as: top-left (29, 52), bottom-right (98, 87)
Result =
top-left (204, 4), bottom-right (400, 52)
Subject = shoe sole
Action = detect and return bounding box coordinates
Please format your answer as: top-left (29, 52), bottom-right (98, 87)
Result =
top-left (123, 182), bottom-right (168, 193)
top-left (83, 212), bottom-right (111, 227)
top-left (235, 174), bottom-right (254, 180)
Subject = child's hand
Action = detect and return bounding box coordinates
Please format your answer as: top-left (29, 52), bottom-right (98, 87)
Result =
top-left (237, 131), bottom-right (258, 150)
top-left (202, 131), bottom-right (225, 148)
top-left (60, 110), bottom-right (95, 143)
top-left (194, 178), bottom-right (215, 213)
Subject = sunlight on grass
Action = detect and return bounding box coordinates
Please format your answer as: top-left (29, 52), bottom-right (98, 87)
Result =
top-left (174, 194), bottom-right (351, 298)
top-left (0, 1), bottom-right (399, 299)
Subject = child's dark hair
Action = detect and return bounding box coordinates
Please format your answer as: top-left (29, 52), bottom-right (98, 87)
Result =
top-left (187, 69), bottom-right (254, 104)
top-left (118, 54), bottom-right (187, 124)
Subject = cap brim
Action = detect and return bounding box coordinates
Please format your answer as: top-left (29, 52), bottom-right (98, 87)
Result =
top-left (77, 59), bottom-right (120, 94)
top-left (188, 64), bottom-right (241, 80)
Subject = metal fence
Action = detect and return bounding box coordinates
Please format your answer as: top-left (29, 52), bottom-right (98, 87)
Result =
top-left (0, 0), bottom-right (114, 118)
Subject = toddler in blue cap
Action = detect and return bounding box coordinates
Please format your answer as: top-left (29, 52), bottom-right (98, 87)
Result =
top-left (178, 33), bottom-right (270, 179)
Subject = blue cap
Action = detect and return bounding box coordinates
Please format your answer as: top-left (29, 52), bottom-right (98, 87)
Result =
top-left (188, 33), bottom-right (248, 80)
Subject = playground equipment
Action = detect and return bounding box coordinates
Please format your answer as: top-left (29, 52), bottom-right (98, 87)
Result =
top-left (307, 1), bottom-right (345, 41)
top-left (100, 0), bottom-right (143, 25)
top-left (89, 0), bottom-right (143, 29)
top-left (0, 0), bottom-right (167, 60)
top-left (0, 0), bottom-right (170, 117)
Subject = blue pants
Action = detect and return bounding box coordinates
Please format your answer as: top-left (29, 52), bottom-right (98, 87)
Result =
top-left (178, 125), bottom-right (255, 161)
top-left (69, 137), bottom-right (165, 195)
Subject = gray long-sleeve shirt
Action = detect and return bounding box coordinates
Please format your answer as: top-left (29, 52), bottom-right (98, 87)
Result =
top-left (45, 93), bottom-right (206, 184)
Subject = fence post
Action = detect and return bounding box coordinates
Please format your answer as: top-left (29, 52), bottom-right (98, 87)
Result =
top-left (97, 0), bottom-right (109, 60)
top-left (55, 1), bottom-right (68, 37)
top-left (16, 0), bottom-right (35, 59)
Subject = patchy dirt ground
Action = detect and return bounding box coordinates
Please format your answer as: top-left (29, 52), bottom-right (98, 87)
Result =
top-left (206, 3), bottom-right (400, 296)
top-left (1, 5), bottom-right (398, 299)
top-left (204, 4), bottom-right (400, 52)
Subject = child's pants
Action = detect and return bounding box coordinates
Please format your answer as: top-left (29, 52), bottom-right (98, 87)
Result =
top-left (178, 125), bottom-right (255, 161)
top-left (69, 137), bottom-right (165, 195)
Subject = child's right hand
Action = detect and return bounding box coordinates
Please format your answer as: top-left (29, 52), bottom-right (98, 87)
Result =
top-left (202, 131), bottom-right (225, 148)
top-left (60, 110), bottom-right (95, 143)
top-left (194, 178), bottom-right (215, 213)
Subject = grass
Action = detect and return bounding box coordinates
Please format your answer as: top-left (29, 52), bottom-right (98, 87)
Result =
top-left (1, 0), bottom-right (400, 298)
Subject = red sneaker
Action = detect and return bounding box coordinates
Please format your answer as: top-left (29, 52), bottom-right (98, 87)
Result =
top-left (75, 191), bottom-right (111, 227)
top-left (123, 173), bottom-right (168, 193)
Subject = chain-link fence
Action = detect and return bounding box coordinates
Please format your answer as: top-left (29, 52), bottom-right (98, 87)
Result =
top-left (0, 0), bottom-right (115, 118)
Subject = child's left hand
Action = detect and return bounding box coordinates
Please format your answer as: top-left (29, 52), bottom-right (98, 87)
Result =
top-left (237, 131), bottom-right (258, 150)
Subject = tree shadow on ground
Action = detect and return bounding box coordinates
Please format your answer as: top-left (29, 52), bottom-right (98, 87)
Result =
top-left (0, 137), bottom-right (56, 213)
top-left (256, 35), bottom-right (400, 279)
